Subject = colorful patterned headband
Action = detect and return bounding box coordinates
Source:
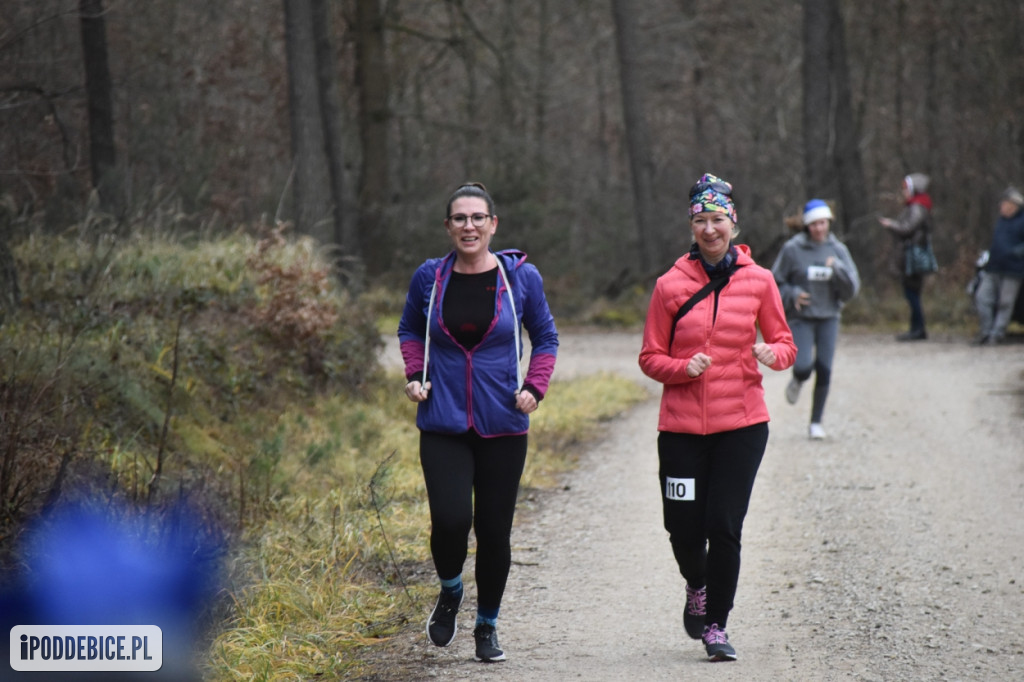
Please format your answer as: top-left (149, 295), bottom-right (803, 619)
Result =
top-left (688, 173), bottom-right (737, 224)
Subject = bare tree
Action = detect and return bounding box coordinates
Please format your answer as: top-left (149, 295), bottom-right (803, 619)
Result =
top-left (311, 0), bottom-right (355, 284)
top-left (6, 0), bottom-right (1024, 293)
top-left (283, 0), bottom-right (334, 246)
top-left (611, 0), bottom-right (657, 277)
top-left (532, 0), bottom-right (551, 175)
top-left (803, 0), bottom-right (831, 197)
top-left (79, 0), bottom-right (117, 212)
top-left (803, 0), bottom-right (870, 272)
top-left (355, 0), bottom-right (391, 278)
top-left (0, 207), bottom-right (19, 320)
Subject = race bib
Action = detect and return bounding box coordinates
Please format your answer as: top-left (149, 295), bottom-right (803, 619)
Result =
top-left (665, 477), bottom-right (695, 501)
top-left (807, 265), bottom-right (833, 282)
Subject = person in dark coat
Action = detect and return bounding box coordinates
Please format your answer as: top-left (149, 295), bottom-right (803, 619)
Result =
top-left (973, 186), bottom-right (1024, 345)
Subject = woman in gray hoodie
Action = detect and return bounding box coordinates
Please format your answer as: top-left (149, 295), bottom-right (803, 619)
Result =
top-left (772, 200), bottom-right (860, 439)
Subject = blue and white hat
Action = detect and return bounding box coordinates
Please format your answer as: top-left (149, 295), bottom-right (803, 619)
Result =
top-left (802, 199), bottom-right (833, 225)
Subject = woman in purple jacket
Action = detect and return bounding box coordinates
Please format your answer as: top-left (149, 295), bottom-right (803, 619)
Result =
top-left (397, 182), bottom-right (558, 663)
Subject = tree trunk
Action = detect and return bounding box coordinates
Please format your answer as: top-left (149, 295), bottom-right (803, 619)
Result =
top-left (826, 0), bottom-right (869, 232)
top-left (533, 0), bottom-right (550, 177)
top-left (0, 209), bottom-right (19, 322)
top-left (803, 0), bottom-right (871, 277)
top-left (894, 0), bottom-right (908, 169)
top-left (355, 0), bottom-right (392, 277)
top-left (310, 0), bottom-right (358, 286)
top-left (496, 0), bottom-right (526, 193)
top-left (283, 0), bottom-right (334, 246)
top-left (611, 0), bottom-right (657, 278)
top-left (802, 0), bottom-right (832, 197)
top-left (79, 0), bottom-right (117, 213)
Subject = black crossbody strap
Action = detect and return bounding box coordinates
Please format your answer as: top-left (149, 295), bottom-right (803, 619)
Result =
top-left (667, 266), bottom-right (742, 349)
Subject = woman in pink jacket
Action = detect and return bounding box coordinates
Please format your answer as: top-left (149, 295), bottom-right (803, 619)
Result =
top-left (639, 173), bottom-right (796, 662)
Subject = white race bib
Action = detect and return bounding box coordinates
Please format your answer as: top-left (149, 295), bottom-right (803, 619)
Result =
top-left (807, 265), bottom-right (833, 282)
top-left (665, 477), bottom-right (695, 501)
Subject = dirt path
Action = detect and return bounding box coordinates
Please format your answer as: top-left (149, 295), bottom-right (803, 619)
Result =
top-left (372, 331), bottom-right (1024, 681)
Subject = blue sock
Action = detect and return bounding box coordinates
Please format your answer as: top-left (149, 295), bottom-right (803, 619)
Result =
top-left (440, 575), bottom-right (463, 598)
top-left (475, 607), bottom-right (499, 628)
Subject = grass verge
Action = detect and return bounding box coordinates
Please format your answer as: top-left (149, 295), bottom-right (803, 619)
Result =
top-left (202, 371), bottom-right (648, 680)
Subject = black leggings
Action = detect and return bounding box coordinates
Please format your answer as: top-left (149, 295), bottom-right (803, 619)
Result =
top-left (658, 423), bottom-right (769, 628)
top-left (902, 274), bottom-right (926, 333)
top-left (419, 430), bottom-right (528, 612)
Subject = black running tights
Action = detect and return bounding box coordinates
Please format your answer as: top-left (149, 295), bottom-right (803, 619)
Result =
top-left (419, 430), bottom-right (528, 613)
top-left (658, 423), bottom-right (769, 629)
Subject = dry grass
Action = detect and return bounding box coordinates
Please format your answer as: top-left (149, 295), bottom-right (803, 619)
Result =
top-left (201, 372), bottom-right (647, 680)
top-left (839, 276), bottom-right (981, 334)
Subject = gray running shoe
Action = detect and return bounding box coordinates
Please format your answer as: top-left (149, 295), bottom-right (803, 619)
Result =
top-left (702, 623), bottom-right (737, 662)
top-left (785, 378), bottom-right (802, 404)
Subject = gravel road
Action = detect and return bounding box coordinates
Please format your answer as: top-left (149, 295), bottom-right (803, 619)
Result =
top-left (371, 331), bottom-right (1024, 681)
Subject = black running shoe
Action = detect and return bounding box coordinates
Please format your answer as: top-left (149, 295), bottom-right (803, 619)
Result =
top-left (896, 329), bottom-right (927, 342)
top-left (702, 623), bottom-right (737, 662)
top-left (684, 584), bottom-right (706, 640)
top-left (473, 624), bottom-right (507, 662)
top-left (426, 589), bottom-right (463, 647)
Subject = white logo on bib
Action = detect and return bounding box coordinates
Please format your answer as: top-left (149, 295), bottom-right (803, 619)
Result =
top-left (665, 477), bottom-right (695, 501)
top-left (807, 265), bottom-right (833, 282)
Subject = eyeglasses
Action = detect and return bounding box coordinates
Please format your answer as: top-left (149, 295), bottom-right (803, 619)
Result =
top-left (689, 181), bottom-right (732, 198)
top-left (448, 213), bottom-right (493, 227)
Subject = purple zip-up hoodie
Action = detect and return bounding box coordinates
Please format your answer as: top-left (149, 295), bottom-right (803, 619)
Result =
top-left (397, 249), bottom-right (558, 436)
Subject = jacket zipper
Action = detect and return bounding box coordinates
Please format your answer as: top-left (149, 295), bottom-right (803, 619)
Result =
top-left (702, 289), bottom-right (720, 434)
top-left (465, 350), bottom-right (474, 431)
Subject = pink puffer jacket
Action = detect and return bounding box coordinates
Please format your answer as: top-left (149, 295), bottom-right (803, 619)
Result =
top-left (639, 244), bottom-right (796, 435)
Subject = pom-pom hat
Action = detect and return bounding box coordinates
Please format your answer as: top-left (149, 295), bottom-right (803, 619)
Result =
top-left (802, 199), bottom-right (833, 225)
top-left (1000, 186), bottom-right (1024, 206)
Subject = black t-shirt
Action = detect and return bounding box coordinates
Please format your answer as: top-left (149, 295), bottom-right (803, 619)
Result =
top-left (443, 267), bottom-right (498, 350)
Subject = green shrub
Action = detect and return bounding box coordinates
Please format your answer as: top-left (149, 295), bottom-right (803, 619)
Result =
top-left (1, 221), bottom-right (381, 556)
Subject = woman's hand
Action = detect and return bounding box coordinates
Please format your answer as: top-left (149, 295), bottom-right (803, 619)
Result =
top-left (515, 390), bottom-right (538, 414)
top-left (404, 380), bottom-right (431, 402)
top-left (752, 343), bottom-right (776, 367)
top-left (686, 353), bottom-right (712, 378)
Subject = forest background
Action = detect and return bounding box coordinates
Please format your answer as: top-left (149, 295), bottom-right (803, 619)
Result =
top-left (5, 0), bottom-right (1024, 302)
top-left (2, 1), bottom-right (1024, 678)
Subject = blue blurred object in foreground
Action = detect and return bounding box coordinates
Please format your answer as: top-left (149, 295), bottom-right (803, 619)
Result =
top-left (2, 502), bottom-right (222, 680)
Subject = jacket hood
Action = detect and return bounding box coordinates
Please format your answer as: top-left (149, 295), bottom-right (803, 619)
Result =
top-left (792, 232), bottom-right (840, 248)
top-left (435, 249), bottom-right (528, 278)
top-left (495, 249), bottom-right (528, 270)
